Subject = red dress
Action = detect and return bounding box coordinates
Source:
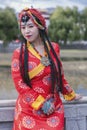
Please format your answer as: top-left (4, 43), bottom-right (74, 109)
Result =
top-left (11, 42), bottom-right (76, 130)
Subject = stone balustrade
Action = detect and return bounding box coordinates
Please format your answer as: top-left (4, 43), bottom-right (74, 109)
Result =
top-left (0, 96), bottom-right (87, 130)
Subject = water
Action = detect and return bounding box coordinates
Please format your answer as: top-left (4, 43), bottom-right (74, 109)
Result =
top-left (76, 84), bottom-right (87, 96)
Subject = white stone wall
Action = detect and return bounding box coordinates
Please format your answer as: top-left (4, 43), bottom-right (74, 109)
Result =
top-left (0, 97), bottom-right (87, 130)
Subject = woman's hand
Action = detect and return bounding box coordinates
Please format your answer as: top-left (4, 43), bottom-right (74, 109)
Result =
top-left (74, 93), bottom-right (82, 100)
top-left (41, 97), bottom-right (55, 115)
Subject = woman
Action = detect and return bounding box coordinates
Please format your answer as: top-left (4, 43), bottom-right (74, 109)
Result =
top-left (11, 7), bottom-right (81, 130)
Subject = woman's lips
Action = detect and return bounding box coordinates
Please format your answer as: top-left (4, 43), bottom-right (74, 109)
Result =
top-left (25, 35), bottom-right (32, 38)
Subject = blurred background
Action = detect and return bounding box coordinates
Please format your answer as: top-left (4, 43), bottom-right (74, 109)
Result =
top-left (0, 0), bottom-right (87, 100)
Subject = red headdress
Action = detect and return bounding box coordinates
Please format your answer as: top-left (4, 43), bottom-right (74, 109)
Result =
top-left (18, 7), bottom-right (46, 30)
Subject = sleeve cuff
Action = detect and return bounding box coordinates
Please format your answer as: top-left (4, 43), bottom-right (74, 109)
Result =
top-left (63, 91), bottom-right (76, 101)
top-left (31, 95), bottom-right (45, 110)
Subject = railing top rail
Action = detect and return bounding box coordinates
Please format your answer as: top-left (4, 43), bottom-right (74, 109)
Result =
top-left (0, 96), bottom-right (87, 107)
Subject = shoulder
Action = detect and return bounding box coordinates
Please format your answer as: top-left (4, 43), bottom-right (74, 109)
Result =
top-left (51, 42), bottom-right (60, 54)
top-left (12, 44), bottom-right (24, 57)
top-left (12, 46), bottom-right (23, 59)
top-left (12, 47), bottom-right (21, 57)
top-left (14, 47), bottom-right (21, 53)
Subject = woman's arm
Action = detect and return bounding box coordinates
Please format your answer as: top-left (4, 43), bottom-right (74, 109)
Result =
top-left (11, 48), bottom-right (46, 110)
top-left (54, 43), bottom-right (76, 101)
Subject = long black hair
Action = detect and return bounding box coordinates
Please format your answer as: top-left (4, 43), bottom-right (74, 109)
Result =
top-left (19, 14), bottom-right (63, 93)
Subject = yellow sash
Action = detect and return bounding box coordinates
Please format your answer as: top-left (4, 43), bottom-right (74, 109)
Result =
top-left (27, 42), bottom-right (45, 79)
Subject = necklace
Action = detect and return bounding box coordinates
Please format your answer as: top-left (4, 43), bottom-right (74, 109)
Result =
top-left (27, 42), bottom-right (50, 66)
top-left (41, 56), bottom-right (50, 66)
top-left (34, 46), bottom-right (50, 66)
top-left (38, 46), bottom-right (50, 66)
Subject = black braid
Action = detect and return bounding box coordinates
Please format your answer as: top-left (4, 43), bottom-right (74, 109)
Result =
top-left (19, 39), bottom-right (31, 88)
top-left (33, 16), bottom-right (61, 93)
top-left (39, 30), bottom-right (57, 93)
top-left (19, 41), bottom-right (23, 77)
top-left (24, 40), bottom-right (32, 87)
top-left (44, 31), bottom-right (63, 92)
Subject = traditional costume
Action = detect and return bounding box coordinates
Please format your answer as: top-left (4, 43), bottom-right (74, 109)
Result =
top-left (12, 7), bottom-right (76, 130)
top-left (11, 41), bottom-right (76, 130)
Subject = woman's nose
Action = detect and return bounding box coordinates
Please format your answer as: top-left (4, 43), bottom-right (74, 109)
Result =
top-left (25, 27), bottom-right (30, 33)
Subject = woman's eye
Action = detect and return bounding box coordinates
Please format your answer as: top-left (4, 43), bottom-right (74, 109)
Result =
top-left (28, 25), bottom-right (34, 28)
top-left (21, 26), bottom-right (25, 29)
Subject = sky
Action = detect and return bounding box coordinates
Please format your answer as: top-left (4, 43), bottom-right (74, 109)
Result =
top-left (0, 0), bottom-right (87, 12)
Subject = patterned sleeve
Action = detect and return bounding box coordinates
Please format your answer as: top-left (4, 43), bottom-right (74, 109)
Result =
top-left (11, 48), bottom-right (45, 110)
top-left (54, 43), bottom-right (76, 101)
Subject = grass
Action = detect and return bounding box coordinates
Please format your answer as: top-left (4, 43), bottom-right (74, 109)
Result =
top-left (0, 53), bottom-right (12, 66)
top-left (61, 49), bottom-right (87, 56)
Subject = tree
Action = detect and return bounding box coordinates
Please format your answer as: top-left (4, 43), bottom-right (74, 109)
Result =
top-left (0, 7), bottom-right (19, 45)
top-left (48, 6), bottom-right (82, 45)
top-left (81, 7), bottom-right (87, 40)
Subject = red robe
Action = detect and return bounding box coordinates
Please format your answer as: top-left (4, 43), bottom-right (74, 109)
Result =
top-left (11, 42), bottom-right (76, 130)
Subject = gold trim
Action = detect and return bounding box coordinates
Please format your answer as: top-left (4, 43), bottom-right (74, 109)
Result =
top-left (27, 42), bottom-right (50, 79)
top-left (31, 95), bottom-right (45, 110)
top-left (27, 42), bottom-right (41, 60)
top-left (27, 41), bottom-right (50, 60)
top-left (63, 91), bottom-right (76, 101)
top-left (29, 63), bottom-right (45, 79)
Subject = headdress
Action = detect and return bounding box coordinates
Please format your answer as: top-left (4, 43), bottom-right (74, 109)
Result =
top-left (18, 7), bottom-right (46, 30)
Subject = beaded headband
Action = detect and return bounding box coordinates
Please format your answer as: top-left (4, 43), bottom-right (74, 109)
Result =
top-left (18, 7), bottom-right (46, 30)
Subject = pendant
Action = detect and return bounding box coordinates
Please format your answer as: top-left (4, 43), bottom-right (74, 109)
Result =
top-left (41, 56), bottom-right (50, 66)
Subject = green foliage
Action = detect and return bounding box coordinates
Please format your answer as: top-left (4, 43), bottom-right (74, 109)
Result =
top-left (48, 6), bottom-right (87, 45)
top-left (81, 7), bottom-right (87, 40)
top-left (0, 7), bottom-right (19, 44)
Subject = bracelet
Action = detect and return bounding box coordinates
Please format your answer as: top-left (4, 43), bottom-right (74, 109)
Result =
top-left (42, 101), bottom-right (52, 114)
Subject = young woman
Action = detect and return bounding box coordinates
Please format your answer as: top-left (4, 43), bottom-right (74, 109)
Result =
top-left (11, 7), bottom-right (81, 130)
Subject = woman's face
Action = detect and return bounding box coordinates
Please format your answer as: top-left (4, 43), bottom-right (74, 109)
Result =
top-left (20, 18), bottom-right (40, 43)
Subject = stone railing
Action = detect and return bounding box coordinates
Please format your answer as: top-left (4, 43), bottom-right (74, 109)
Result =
top-left (0, 97), bottom-right (87, 130)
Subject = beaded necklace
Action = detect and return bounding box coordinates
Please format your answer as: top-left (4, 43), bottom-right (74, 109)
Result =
top-left (33, 45), bottom-right (50, 66)
top-left (28, 42), bottom-right (50, 66)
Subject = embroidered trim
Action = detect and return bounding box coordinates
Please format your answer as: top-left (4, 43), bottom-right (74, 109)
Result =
top-left (27, 42), bottom-right (51, 79)
top-left (28, 63), bottom-right (45, 79)
top-left (27, 42), bottom-right (41, 60)
top-left (31, 95), bottom-right (45, 110)
top-left (63, 91), bottom-right (76, 101)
